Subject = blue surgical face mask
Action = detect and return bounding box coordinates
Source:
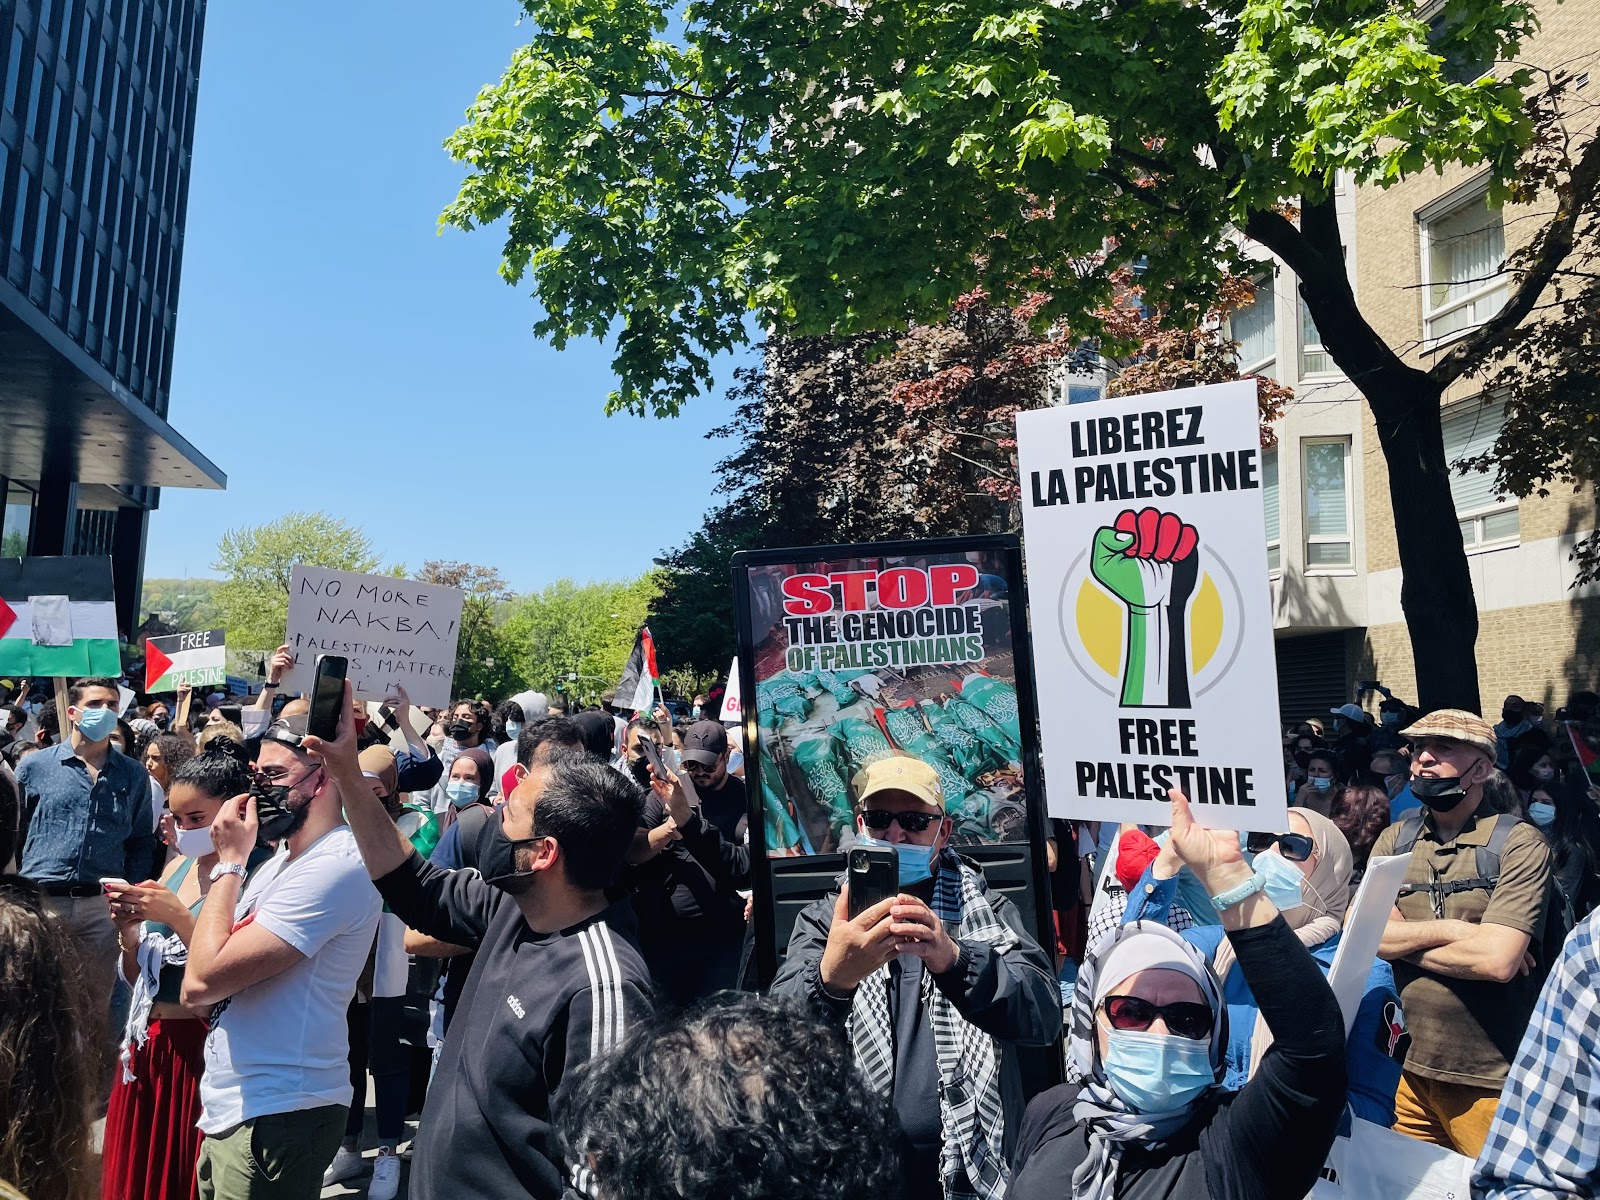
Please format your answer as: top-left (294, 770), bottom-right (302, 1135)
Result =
top-left (1309, 775), bottom-right (1332, 791)
top-left (1381, 711), bottom-right (1400, 727)
top-left (857, 829), bottom-right (939, 887)
top-left (1255, 850), bottom-right (1305, 912)
top-left (446, 780), bottom-right (480, 810)
top-left (1528, 801), bottom-right (1556, 828)
top-left (75, 705), bottom-right (118, 743)
top-left (504, 721), bottom-right (522, 742)
top-left (1101, 1027), bottom-right (1214, 1112)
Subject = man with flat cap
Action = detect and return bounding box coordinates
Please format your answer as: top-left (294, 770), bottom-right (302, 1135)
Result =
top-left (1374, 709), bottom-right (1552, 1158)
top-left (772, 755), bottom-right (1060, 1200)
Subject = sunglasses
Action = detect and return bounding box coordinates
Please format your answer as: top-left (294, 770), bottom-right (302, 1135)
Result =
top-left (1245, 831), bottom-right (1314, 862)
top-left (861, 809), bottom-right (939, 833)
top-left (1101, 994), bottom-right (1215, 1041)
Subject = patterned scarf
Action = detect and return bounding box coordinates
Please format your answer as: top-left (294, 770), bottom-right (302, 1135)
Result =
top-left (1065, 922), bottom-right (1226, 1200)
top-left (847, 850), bottom-right (1017, 1200)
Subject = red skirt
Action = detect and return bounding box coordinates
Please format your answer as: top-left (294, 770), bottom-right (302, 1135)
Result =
top-left (101, 1017), bottom-right (208, 1200)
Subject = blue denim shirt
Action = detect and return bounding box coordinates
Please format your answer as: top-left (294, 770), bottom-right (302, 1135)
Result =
top-left (17, 741), bottom-right (157, 884)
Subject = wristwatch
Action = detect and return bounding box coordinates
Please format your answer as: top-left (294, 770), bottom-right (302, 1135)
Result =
top-left (209, 862), bottom-right (248, 884)
top-left (262, 681), bottom-right (280, 689)
top-left (1209, 871), bottom-right (1264, 912)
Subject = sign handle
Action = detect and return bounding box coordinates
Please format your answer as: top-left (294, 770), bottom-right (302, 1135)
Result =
top-left (52, 678), bottom-right (70, 744)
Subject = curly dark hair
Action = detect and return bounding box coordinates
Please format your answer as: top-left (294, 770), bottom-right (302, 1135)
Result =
top-left (556, 994), bottom-right (900, 1200)
top-left (0, 880), bottom-right (96, 1200)
top-left (1328, 784), bottom-right (1391, 869)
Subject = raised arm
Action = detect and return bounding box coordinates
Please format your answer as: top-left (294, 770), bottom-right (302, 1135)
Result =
top-left (302, 680), bottom-right (412, 881)
top-left (256, 646), bottom-right (293, 711)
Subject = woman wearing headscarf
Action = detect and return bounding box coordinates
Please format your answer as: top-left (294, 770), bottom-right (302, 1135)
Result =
top-left (1009, 792), bottom-right (1347, 1200)
top-left (1122, 807), bottom-right (1403, 1126)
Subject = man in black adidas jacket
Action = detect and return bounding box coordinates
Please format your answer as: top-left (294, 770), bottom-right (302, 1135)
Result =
top-left (304, 681), bottom-right (652, 1200)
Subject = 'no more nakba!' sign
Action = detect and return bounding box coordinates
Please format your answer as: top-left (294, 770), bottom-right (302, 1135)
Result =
top-left (282, 566), bottom-right (465, 708)
top-left (1017, 380), bottom-right (1286, 834)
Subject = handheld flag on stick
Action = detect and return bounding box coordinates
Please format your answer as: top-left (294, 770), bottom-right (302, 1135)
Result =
top-left (1567, 723), bottom-right (1600, 797)
top-left (615, 627), bottom-right (660, 713)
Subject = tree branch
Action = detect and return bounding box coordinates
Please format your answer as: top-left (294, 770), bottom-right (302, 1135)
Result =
top-left (1430, 129), bottom-right (1600, 386)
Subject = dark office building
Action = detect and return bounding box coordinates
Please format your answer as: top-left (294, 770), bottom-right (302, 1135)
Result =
top-left (0, 0), bottom-right (222, 637)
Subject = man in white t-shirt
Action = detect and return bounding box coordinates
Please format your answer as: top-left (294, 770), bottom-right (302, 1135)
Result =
top-left (182, 715), bottom-right (382, 1199)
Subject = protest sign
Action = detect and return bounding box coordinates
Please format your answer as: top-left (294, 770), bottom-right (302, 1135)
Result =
top-left (0, 557), bottom-right (120, 677)
top-left (145, 629), bottom-right (227, 692)
top-left (1311, 1118), bottom-right (1473, 1199)
top-left (1016, 380), bottom-right (1285, 833)
top-left (734, 534), bottom-right (1052, 989)
top-left (1326, 852), bottom-right (1412, 1034)
top-left (719, 656), bottom-right (742, 722)
top-left (282, 567), bottom-right (464, 707)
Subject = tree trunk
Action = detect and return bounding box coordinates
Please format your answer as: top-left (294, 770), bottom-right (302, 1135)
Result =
top-left (1363, 374), bottom-right (1483, 714)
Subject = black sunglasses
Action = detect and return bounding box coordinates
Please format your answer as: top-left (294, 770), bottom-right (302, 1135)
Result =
top-left (861, 809), bottom-right (939, 833)
top-left (1101, 994), bottom-right (1215, 1041)
top-left (1246, 831), bottom-right (1314, 862)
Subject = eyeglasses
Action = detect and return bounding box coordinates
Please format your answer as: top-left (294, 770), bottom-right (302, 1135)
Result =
top-left (1246, 831), bottom-right (1314, 862)
top-left (861, 809), bottom-right (938, 833)
top-left (1101, 995), bottom-right (1215, 1040)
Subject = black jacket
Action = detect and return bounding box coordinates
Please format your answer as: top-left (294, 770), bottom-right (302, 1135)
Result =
top-left (376, 851), bottom-right (653, 1200)
top-left (769, 862), bottom-right (1061, 1177)
top-left (1009, 918), bottom-right (1346, 1200)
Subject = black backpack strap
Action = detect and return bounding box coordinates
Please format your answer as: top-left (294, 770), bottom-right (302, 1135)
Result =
top-left (454, 804), bottom-right (492, 873)
top-left (1392, 809), bottom-right (1428, 858)
top-left (1399, 813), bottom-right (1513, 902)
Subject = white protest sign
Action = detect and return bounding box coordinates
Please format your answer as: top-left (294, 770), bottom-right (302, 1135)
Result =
top-left (1310, 1118), bottom-right (1474, 1199)
top-left (282, 566), bottom-right (464, 708)
top-left (720, 656), bottom-right (742, 722)
top-left (1326, 852), bottom-right (1412, 1033)
top-left (1016, 381), bottom-right (1285, 833)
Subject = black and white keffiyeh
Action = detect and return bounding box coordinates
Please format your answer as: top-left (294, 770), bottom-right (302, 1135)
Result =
top-left (846, 849), bottom-right (1017, 1200)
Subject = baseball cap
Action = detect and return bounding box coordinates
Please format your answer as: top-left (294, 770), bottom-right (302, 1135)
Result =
top-left (1330, 703), bottom-right (1367, 724)
top-left (259, 713), bottom-right (310, 749)
top-left (1501, 694), bottom-right (1544, 718)
top-left (1400, 709), bottom-right (1497, 759)
top-left (853, 756), bottom-right (945, 812)
top-left (680, 720), bottom-right (730, 768)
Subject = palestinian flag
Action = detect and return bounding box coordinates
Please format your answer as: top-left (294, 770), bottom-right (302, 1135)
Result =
top-left (614, 627), bottom-right (660, 712)
top-left (1567, 722), bottom-right (1600, 793)
top-left (145, 629), bottom-right (227, 692)
top-left (0, 557), bottom-right (121, 676)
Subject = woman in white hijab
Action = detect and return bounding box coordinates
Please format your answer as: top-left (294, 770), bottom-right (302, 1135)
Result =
top-left (1122, 807), bottom-right (1405, 1126)
top-left (1009, 792), bottom-right (1347, 1200)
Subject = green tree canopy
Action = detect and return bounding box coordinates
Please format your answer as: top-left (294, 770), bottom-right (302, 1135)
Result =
top-left (416, 560), bottom-right (517, 699)
top-left (500, 575), bottom-right (661, 704)
top-left (213, 512), bottom-right (385, 654)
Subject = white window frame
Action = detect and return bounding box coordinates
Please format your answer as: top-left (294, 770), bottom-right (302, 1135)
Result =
top-left (1262, 446), bottom-right (1281, 576)
top-left (1298, 293), bottom-right (1337, 379)
top-left (1419, 184), bottom-right (1508, 344)
top-left (1442, 394), bottom-right (1520, 555)
top-left (1226, 270), bottom-right (1277, 380)
top-left (1301, 436), bottom-right (1354, 574)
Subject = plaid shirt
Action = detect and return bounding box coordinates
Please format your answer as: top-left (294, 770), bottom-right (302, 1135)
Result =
top-left (1472, 909), bottom-right (1600, 1198)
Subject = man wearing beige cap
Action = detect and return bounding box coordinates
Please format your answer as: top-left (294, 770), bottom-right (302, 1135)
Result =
top-left (771, 755), bottom-right (1059, 1200)
top-left (1373, 709), bottom-right (1552, 1158)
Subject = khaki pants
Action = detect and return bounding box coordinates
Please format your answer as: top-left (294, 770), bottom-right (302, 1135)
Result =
top-left (1392, 1070), bottom-right (1503, 1159)
top-left (197, 1106), bottom-right (346, 1200)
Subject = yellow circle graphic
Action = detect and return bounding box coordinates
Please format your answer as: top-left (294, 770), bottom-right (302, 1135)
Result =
top-left (1075, 574), bottom-right (1225, 678)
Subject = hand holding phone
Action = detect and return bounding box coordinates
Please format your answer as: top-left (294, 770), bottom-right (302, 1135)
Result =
top-left (847, 844), bottom-right (898, 920)
top-left (308, 655), bottom-right (349, 741)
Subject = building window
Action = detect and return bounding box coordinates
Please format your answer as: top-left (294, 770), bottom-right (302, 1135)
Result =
top-left (1299, 294), bottom-right (1335, 376)
top-left (1442, 395), bottom-right (1519, 550)
top-left (1422, 191), bottom-right (1507, 340)
top-left (2, 485), bottom-right (34, 557)
top-left (1228, 272), bottom-right (1276, 378)
top-left (1263, 446), bottom-right (1281, 573)
top-left (1302, 437), bottom-right (1352, 569)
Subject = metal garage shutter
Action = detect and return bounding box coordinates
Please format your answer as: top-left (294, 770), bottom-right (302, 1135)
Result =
top-left (1274, 632), bottom-right (1351, 727)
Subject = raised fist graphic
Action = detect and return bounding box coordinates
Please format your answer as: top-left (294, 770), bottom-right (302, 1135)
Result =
top-left (1090, 508), bottom-right (1200, 708)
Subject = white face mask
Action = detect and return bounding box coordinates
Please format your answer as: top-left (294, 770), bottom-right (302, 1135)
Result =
top-left (173, 823), bottom-right (216, 857)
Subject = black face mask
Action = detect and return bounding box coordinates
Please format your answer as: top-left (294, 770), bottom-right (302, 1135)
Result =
top-left (448, 721), bottom-right (473, 742)
top-left (251, 765), bottom-right (321, 841)
top-left (1411, 775), bottom-right (1470, 812)
top-left (1502, 710), bottom-right (1524, 726)
top-left (1293, 750), bottom-right (1313, 769)
top-left (476, 815), bottom-right (540, 895)
top-left (627, 756), bottom-right (652, 786)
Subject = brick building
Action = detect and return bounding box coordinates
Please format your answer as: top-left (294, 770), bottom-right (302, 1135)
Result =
top-left (1221, 1), bottom-right (1600, 722)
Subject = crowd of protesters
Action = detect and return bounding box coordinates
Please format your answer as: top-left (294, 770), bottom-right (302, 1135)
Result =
top-left (0, 653), bottom-right (1598, 1200)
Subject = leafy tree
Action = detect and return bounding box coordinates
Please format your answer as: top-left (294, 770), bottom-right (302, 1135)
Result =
top-left (212, 512), bottom-right (384, 654)
top-left (444, 0), bottom-right (1598, 711)
top-left (137, 578), bottom-right (225, 635)
top-left (416, 561), bottom-right (517, 699)
top-left (500, 575), bottom-right (661, 704)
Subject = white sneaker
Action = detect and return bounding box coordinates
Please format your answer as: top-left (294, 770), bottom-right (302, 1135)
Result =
top-left (322, 1145), bottom-right (366, 1187)
top-left (368, 1148), bottom-right (402, 1200)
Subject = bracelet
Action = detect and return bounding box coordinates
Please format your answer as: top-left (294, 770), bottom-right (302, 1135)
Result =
top-left (262, 681), bottom-right (280, 689)
top-left (1209, 872), bottom-right (1265, 912)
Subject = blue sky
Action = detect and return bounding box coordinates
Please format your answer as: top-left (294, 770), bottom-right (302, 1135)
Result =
top-left (144, 2), bottom-right (744, 591)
